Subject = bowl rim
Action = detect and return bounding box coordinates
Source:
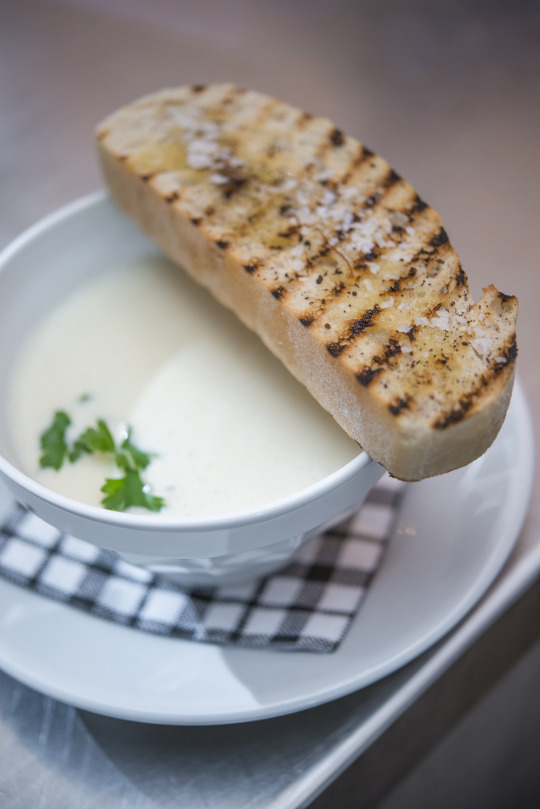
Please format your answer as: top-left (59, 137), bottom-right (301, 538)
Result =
top-left (0, 191), bottom-right (375, 532)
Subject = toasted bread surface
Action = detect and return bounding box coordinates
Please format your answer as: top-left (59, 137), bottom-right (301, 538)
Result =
top-left (96, 84), bottom-right (517, 480)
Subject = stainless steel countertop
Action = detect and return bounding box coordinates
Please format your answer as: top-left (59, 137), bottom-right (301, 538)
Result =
top-left (1, 1), bottom-right (539, 806)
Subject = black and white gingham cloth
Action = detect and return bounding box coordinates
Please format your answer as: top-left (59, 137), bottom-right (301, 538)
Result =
top-left (0, 476), bottom-right (405, 652)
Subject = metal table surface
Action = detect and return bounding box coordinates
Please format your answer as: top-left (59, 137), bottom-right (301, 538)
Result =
top-left (1, 1), bottom-right (539, 807)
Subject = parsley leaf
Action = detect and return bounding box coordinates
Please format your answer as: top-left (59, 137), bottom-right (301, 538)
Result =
top-left (70, 419), bottom-right (115, 462)
top-left (101, 468), bottom-right (165, 512)
top-left (40, 411), bottom-right (71, 470)
top-left (120, 428), bottom-right (153, 470)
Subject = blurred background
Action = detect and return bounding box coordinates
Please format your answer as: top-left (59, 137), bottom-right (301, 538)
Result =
top-left (1, 0), bottom-right (539, 805)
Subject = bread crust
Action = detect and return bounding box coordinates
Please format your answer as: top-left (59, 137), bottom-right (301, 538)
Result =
top-left (96, 84), bottom-right (517, 481)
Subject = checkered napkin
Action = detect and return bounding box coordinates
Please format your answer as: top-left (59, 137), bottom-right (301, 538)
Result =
top-left (0, 476), bottom-right (405, 652)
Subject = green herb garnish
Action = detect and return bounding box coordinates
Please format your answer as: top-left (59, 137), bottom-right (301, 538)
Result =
top-left (39, 412), bottom-right (164, 513)
top-left (118, 427), bottom-right (153, 470)
top-left (39, 411), bottom-right (71, 470)
top-left (69, 418), bottom-right (115, 462)
top-left (101, 468), bottom-right (164, 512)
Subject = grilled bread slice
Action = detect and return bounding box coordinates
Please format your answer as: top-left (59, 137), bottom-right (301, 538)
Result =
top-left (96, 84), bottom-right (517, 481)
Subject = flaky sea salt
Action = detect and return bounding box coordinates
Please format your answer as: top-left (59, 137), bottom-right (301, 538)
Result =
top-left (210, 173), bottom-right (230, 185)
top-left (186, 147), bottom-right (217, 169)
top-left (388, 210), bottom-right (409, 228)
top-left (470, 337), bottom-right (492, 358)
top-left (430, 312), bottom-right (451, 331)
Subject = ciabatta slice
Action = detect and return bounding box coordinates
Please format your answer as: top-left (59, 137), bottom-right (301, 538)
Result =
top-left (96, 84), bottom-right (518, 481)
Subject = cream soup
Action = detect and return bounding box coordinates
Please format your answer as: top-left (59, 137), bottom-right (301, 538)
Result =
top-left (7, 257), bottom-right (359, 516)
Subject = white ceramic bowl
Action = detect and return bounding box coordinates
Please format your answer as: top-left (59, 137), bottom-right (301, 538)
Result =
top-left (0, 193), bottom-right (383, 586)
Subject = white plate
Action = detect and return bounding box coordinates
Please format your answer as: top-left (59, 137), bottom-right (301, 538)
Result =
top-left (0, 381), bottom-right (533, 725)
